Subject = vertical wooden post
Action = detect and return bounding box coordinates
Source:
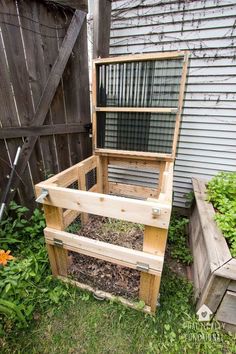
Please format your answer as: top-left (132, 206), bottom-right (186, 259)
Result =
top-left (139, 226), bottom-right (168, 313)
top-left (93, 0), bottom-right (111, 58)
top-left (44, 204), bottom-right (68, 276)
top-left (97, 155), bottom-right (109, 193)
top-left (78, 165), bottom-right (89, 225)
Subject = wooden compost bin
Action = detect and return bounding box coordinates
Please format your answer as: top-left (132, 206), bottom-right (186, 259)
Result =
top-left (35, 51), bottom-right (189, 314)
top-left (190, 178), bottom-right (236, 332)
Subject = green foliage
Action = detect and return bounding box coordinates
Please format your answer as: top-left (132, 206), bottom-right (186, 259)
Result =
top-left (66, 219), bottom-right (81, 234)
top-left (207, 172), bottom-right (236, 257)
top-left (168, 215), bottom-right (193, 265)
top-left (0, 202), bottom-right (74, 332)
top-left (102, 218), bottom-right (144, 233)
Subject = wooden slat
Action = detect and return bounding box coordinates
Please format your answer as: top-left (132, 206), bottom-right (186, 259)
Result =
top-left (43, 205), bottom-right (68, 276)
top-left (35, 1), bottom-right (60, 175)
top-left (192, 178), bottom-right (231, 271)
top-left (96, 107), bottom-right (177, 113)
top-left (0, 123), bottom-right (86, 139)
top-left (93, 51), bottom-right (187, 64)
top-left (228, 281), bottom-right (236, 292)
top-left (197, 274), bottom-right (230, 313)
top-left (44, 227), bottom-right (164, 276)
top-left (35, 184), bottom-right (171, 228)
top-left (42, 155), bottom-right (96, 187)
top-left (214, 259), bottom-right (236, 281)
top-left (58, 276), bottom-right (152, 314)
top-left (109, 182), bottom-right (159, 199)
top-left (95, 149), bottom-right (173, 161)
top-left (108, 157), bottom-right (161, 170)
top-left (172, 51), bottom-right (190, 158)
top-left (63, 209), bottom-right (80, 228)
top-left (49, 0), bottom-right (88, 11)
top-left (216, 291), bottom-right (236, 326)
top-left (6, 10), bottom-right (86, 206)
top-left (78, 164), bottom-right (89, 225)
top-left (17, 0), bottom-right (46, 185)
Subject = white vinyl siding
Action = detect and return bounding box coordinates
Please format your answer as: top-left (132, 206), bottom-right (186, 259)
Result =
top-left (110, 0), bottom-right (236, 207)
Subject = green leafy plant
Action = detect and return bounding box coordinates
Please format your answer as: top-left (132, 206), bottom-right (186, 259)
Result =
top-left (0, 203), bottom-right (74, 331)
top-left (207, 171), bottom-right (236, 256)
top-left (168, 215), bottom-right (193, 265)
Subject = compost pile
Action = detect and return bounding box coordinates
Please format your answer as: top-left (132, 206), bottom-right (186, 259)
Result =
top-left (69, 216), bottom-right (143, 299)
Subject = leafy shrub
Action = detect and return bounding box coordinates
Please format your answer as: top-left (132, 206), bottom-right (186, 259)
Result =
top-left (168, 215), bottom-right (193, 265)
top-left (0, 202), bottom-right (74, 333)
top-left (207, 171), bottom-right (236, 256)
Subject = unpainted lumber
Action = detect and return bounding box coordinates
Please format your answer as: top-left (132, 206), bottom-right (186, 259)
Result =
top-left (44, 227), bottom-right (164, 276)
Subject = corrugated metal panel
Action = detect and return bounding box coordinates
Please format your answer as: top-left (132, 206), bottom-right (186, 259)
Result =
top-left (110, 0), bottom-right (236, 207)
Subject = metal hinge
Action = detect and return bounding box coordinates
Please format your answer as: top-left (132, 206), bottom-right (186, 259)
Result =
top-left (136, 262), bottom-right (149, 272)
top-left (53, 238), bottom-right (63, 248)
top-left (35, 188), bottom-right (48, 203)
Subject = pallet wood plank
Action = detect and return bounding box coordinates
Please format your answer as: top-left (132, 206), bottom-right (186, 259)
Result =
top-left (44, 227), bottom-right (164, 276)
top-left (95, 149), bottom-right (173, 161)
top-left (62, 17), bottom-right (91, 164)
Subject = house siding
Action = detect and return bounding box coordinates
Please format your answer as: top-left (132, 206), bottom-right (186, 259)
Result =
top-left (109, 0), bottom-right (236, 207)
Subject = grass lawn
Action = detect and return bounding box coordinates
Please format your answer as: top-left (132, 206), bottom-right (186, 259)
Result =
top-left (1, 266), bottom-right (236, 354)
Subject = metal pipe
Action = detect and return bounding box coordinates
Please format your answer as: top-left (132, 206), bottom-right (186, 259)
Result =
top-left (0, 146), bottom-right (21, 221)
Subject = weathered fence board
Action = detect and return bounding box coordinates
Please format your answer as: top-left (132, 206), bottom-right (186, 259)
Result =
top-left (0, 0), bottom-right (90, 210)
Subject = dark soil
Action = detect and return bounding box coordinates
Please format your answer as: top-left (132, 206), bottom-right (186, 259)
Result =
top-left (69, 216), bottom-right (143, 299)
top-left (68, 216), bottom-right (187, 299)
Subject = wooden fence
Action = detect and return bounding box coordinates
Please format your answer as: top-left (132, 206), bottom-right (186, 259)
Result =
top-left (0, 0), bottom-right (91, 211)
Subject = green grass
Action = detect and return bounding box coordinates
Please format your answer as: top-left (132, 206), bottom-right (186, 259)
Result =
top-left (1, 266), bottom-right (236, 354)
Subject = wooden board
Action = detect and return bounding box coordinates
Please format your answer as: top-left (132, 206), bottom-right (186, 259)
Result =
top-left (93, 51), bottom-right (187, 64)
top-left (214, 259), bottom-right (236, 281)
top-left (216, 291), bottom-right (236, 326)
top-left (139, 226), bottom-right (168, 313)
top-left (192, 178), bottom-right (231, 272)
top-left (45, 227), bottom-right (164, 276)
top-left (58, 276), bottom-right (152, 314)
top-left (35, 184), bottom-right (171, 228)
top-left (6, 9), bottom-right (86, 205)
top-left (109, 182), bottom-right (159, 199)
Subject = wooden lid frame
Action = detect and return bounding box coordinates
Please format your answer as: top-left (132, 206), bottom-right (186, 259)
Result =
top-left (92, 51), bottom-right (189, 161)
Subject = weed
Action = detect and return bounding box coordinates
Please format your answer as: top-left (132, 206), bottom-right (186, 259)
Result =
top-left (168, 214), bottom-right (193, 265)
top-left (207, 171), bottom-right (236, 256)
top-left (0, 202), bottom-right (75, 331)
